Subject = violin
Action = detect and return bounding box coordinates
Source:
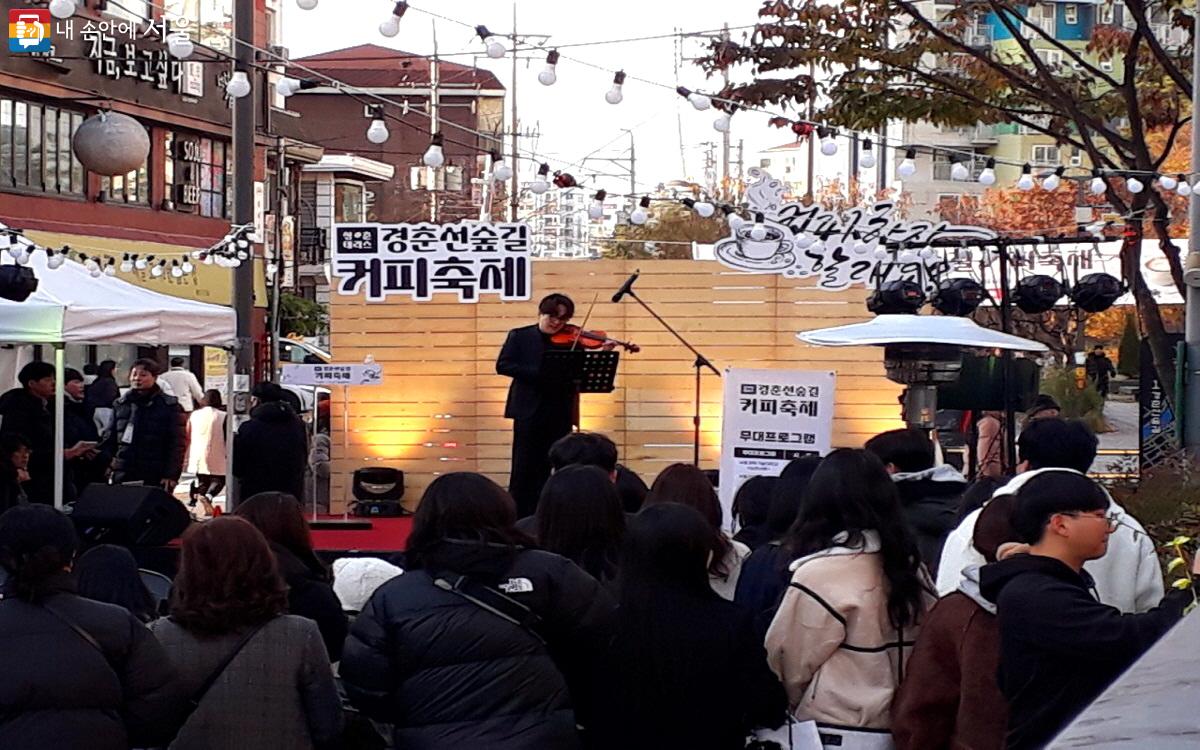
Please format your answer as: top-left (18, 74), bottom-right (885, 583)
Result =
top-left (551, 324), bottom-right (641, 353)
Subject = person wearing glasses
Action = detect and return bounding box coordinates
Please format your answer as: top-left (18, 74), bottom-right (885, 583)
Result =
top-left (978, 470), bottom-right (1196, 750)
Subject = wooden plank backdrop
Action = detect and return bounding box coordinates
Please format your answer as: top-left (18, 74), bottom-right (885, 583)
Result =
top-left (328, 259), bottom-right (904, 512)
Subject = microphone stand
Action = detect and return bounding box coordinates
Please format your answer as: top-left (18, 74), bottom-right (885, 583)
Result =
top-left (617, 283), bottom-right (720, 467)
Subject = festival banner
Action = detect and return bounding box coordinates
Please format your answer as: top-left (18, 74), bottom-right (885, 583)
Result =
top-left (719, 368), bottom-right (836, 527)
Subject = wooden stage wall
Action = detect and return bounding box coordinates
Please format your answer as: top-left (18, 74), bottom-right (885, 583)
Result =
top-left (328, 260), bottom-right (904, 512)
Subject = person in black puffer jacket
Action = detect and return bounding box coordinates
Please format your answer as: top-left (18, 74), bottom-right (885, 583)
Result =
top-left (99, 359), bottom-right (187, 491)
top-left (234, 491), bottom-right (348, 661)
top-left (233, 382), bottom-right (307, 501)
top-left (341, 472), bottom-right (618, 750)
top-left (0, 505), bottom-right (184, 750)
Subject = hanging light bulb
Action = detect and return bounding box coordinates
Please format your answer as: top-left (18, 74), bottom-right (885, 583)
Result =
top-left (267, 262), bottom-right (279, 277)
top-left (47, 249), bottom-right (66, 270)
top-left (365, 107), bottom-right (389, 145)
top-left (119, 254), bottom-right (133, 273)
top-left (950, 159), bottom-right (970, 181)
top-left (713, 105), bottom-right (736, 133)
top-left (151, 261), bottom-right (166, 278)
top-left (676, 86), bottom-right (712, 111)
top-left (49, 0), bottom-right (76, 19)
top-left (1090, 170), bottom-right (1107, 195)
top-left (1017, 163), bottom-right (1035, 191)
top-left (818, 127), bottom-right (838, 156)
top-left (15, 248), bottom-right (30, 265)
top-left (588, 190), bottom-right (607, 220)
top-left (724, 206), bottom-right (746, 232)
top-left (296, 0), bottom-right (318, 9)
top-left (897, 148), bottom-right (917, 179)
top-left (202, 253), bottom-right (214, 265)
top-left (630, 196), bottom-right (650, 225)
top-left (1127, 175), bottom-right (1144, 194)
top-left (423, 133), bottom-right (445, 168)
top-left (1176, 175), bottom-right (1192, 197)
top-left (181, 259), bottom-right (194, 274)
top-left (605, 71), bottom-right (626, 105)
top-left (167, 32), bottom-right (194, 59)
top-left (749, 213), bottom-right (768, 241)
top-left (84, 256), bottom-right (100, 275)
top-left (475, 25), bottom-right (506, 59)
top-left (530, 163), bottom-right (551, 194)
top-left (103, 259), bottom-right (117, 276)
top-left (170, 261), bottom-right (184, 278)
top-left (1158, 174), bottom-right (1178, 191)
top-left (379, 1), bottom-right (408, 37)
top-left (275, 77), bottom-right (299, 98)
top-left (859, 139), bottom-right (876, 169)
top-left (225, 71), bottom-right (251, 99)
top-left (979, 157), bottom-right (997, 186)
top-left (538, 50), bottom-right (559, 86)
top-left (1042, 165), bottom-right (1064, 191)
top-left (491, 153), bottom-right (513, 182)
top-left (134, 254), bottom-right (149, 270)
top-left (683, 198), bottom-right (716, 218)
top-left (1192, 177), bottom-right (1200, 194)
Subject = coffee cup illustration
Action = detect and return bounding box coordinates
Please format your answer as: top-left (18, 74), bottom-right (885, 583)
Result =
top-left (735, 222), bottom-right (788, 260)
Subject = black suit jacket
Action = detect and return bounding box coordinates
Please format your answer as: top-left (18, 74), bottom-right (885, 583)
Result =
top-left (497, 324), bottom-right (576, 421)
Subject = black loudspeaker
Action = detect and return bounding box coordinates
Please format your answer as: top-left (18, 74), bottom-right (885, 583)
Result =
top-left (937, 354), bottom-right (1041, 412)
top-left (351, 468), bottom-right (408, 517)
top-left (72, 484), bottom-right (191, 547)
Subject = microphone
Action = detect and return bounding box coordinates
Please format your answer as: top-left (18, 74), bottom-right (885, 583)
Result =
top-left (611, 270), bottom-right (639, 303)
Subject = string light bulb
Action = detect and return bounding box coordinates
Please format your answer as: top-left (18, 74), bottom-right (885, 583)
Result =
top-left (749, 213), bottom-right (768, 241)
top-left (15, 248), bottom-right (29, 265)
top-left (118, 253), bottom-right (132, 273)
top-left (475, 26), bottom-right (506, 59)
top-left (724, 206), bottom-right (746, 232)
top-left (103, 259), bottom-right (117, 276)
top-left (588, 190), bottom-right (606, 220)
top-left (296, 0), bottom-right (317, 9)
top-left (1042, 166), bottom-right (1064, 191)
top-left (713, 105), bottom-right (736, 133)
top-left (84, 256), bottom-right (100, 275)
top-left (366, 108), bottom-right (389, 145)
top-left (630, 196), bottom-right (650, 225)
top-left (378, 1), bottom-right (407, 38)
top-left (530, 163), bottom-right (551, 194)
top-left (897, 148), bottom-right (917, 178)
top-left (225, 71), bottom-right (251, 99)
top-left (538, 50), bottom-right (559, 86)
top-left (950, 159), bottom-right (970, 181)
top-left (859, 139), bottom-right (876, 169)
top-left (979, 158), bottom-right (996, 186)
top-left (1176, 175), bottom-right (1192, 197)
top-left (1017, 164), bottom-right (1034, 191)
top-left (491, 153), bottom-right (513, 182)
top-left (275, 77), bottom-right (299, 98)
top-left (1090, 170), bottom-right (1107, 195)
top-left (167, 32), bottom-right (194, 59)
top-left (818, 127), bottom-right (838, 156)
top-left (134, 255), bottom-right (149, 270)
top-left (676, 86), bottom-right (712, 111)
top-left (49, 0), bottom-right (76, 18)
top-left (605, 71), bottom-right (626, 105)
top-left (47, 249), bottom-right (66, 270)
top-left (151, 260), bottom-right (166, 278)
top-left (1127, 175), bottom-right (1144, 194)
top-left (683, 198), bottom-right (715, 218)
top-left (422, 133), bottom-right (445, 168)
top-left (1158, 174), bottom-right (1178, 191)
top-left (171, 260), bottom-right (184, 278)
top-left (181, 259), bottom-right (194, 274)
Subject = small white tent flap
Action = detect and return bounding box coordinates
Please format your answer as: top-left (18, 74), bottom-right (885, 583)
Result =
top-left (798, 314), bottom-right (1049, 352)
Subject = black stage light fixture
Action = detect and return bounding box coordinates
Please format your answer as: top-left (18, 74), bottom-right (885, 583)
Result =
top-left (867, 279), bottom-right (926, 315)
top-left (931, 277), bottom-right (985, 317)
top-left (1012, 274), bottom-right (1064, 314)
top-left (0, 265), bottom-right (38, 302)
top-left (1069, 273), bottom-right (1123, 313)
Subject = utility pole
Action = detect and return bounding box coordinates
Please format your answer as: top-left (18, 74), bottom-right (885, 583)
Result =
top-left (719, 23), bottom-right (731, 201)
top-left (430, 20), bottom-right (440, 223)
top-left (805, 60), bottom-right (815, 203)
top-left (230, 0), bottom-right (255, 510)
top-left (628, 130), bottom-right (637, 198)
top-left (508, 2), bottom-right (520, 221)
top-left (1185, 29), bottom-right (1200, 451)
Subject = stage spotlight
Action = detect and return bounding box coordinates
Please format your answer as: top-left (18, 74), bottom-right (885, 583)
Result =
top-left (1070, 273), bottom-right (1123, 313)
top-left (867, 280), bottom-right (926, 315)
top-left (931, 277), bottom-right (985, 317)
top-left (1012, 274), bottom-right (1065, 314)
top-left (0, 266), bottom-right (38, 302)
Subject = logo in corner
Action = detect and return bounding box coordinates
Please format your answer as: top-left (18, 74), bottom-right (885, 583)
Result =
top-left (498, 577), bottom-right (533, 594)
top-left (9, 10), bottom-right (51, 54)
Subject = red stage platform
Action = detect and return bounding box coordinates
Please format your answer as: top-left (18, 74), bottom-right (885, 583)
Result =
top-left (309, 515), bottom-right (413, 554)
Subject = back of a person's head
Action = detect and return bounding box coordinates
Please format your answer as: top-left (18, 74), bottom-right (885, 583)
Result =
top-left (171, 516), bottom-right (287, 635)
top-left (74, 544), bottom-right (157, 622)
top-left (766, 455), bottom-right (822, 539)
top-left (972, 494), bottom-right (1019, 563)
top-left (405, 472), bottom-right (525, 568)
top-left (619, 502), bottom-right (716, 605)
top-left (645, 463), bottom-right (723, 529)
top-left (536, 465), bottom-right (625, 578)
top-left (1026, 394), bottom-right (1061, 421)
top-left (251, 381), bottom-right (284, 403)
top-left (1010, 470), bottom-right (1108, 544)
top-left (98, 359), bottom-right (117, 378)
top-left (170, 357), bottom-right (184, 368)
top-left (83, 363), bottom-right (98, 376)
top-left (233, 492), bottom-right (316, 561)
top-left (785, 449), bottom-right (926, 629)
top-left (732, 476), bottom-right (775, 529)
top-left (1017, 418), bottom-right (1098, 473)
top-left (548, 431), bottom-right (619, 473)
top-left (614, 464), bottom-right (648, 513)
top-left (204, 389), bottom-right (223, 409)
top-left (17, 361), bottom-right (54, 387)
top-left (0, 505), bottom-right (78, 602)
top-left (864, 428), bottom-right (935, 473)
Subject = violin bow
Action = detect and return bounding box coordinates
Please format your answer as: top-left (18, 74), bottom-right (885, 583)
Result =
top-left (570, 292), bottom-right (600, 351)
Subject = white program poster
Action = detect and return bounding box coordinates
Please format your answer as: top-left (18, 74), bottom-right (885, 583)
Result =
top-left (719, 368), bottom-right (836, 527)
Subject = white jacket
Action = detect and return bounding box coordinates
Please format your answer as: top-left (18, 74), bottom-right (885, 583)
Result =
top-left (935, 467), bottom-right (1164, 613)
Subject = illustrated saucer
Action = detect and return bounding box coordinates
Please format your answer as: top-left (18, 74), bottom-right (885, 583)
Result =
top-left (714, 238), bottom-right (795, 272)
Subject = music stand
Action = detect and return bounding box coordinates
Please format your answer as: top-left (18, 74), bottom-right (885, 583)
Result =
top-left (541, 350), bottom-right (621, 393)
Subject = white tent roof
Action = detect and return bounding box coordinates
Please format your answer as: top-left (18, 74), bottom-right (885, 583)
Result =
top-left (0, 250), bottom-right (236, 346)
top-left (798, 314), bottom-right (1049, 352)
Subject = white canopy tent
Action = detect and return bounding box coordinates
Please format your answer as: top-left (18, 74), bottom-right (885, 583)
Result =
top-left (798, 314), bottom-right (1050, 352)
top-left (0, 250), bottom-right (237, 507)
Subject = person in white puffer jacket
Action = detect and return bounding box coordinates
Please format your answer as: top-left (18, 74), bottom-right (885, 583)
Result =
top-left (936, 418), bottom-right (1163, 613)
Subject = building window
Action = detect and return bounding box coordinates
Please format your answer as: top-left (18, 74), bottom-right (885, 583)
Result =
top-left (164, 132), bottom-right (231, 218)
top-left (334, 182), bottom-right (365, 223)
top-left (1100, 59), bottom-right (1114, 71)
top-left (1064, 3), bottom-right (1078, 24)
top-left (100, 163), bottom-right (150, 205)
top-left (162, 0), bottom-right (232, 53)
top-left (1022, 3), bottom-right (1055, 38)
top-left (1035, 48), bottom-right (1064, 68)
top-left (0, 98), bottom-right (86, 195)
top-left (1100, 2), bottom-right (1115, 24)
top-left (1031, 145), bottom-right (1061, 165)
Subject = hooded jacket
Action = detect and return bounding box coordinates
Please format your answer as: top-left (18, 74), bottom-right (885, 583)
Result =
top-left (891, 465), bottom-right (968, 576)
top-left (935, 468), bottom-right (1164, 613)
top-left (232, 401), bottom-right (307, 501)
top-left (101, 386), bottom-right (186, 485)
top-left (270, 542), bottom-right (348, 662)
top-left (979, 554), bottom-right (1189, 750)
top-left (765, 531), bottom-right (933, 732)
top-left (891, 565), bottom-right (1007, 750)
top-left (340, 540), bottom-right (617, 750)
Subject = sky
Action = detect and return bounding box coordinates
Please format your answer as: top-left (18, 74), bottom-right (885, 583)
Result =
top-left (280, 0), bottom-right (799, 199)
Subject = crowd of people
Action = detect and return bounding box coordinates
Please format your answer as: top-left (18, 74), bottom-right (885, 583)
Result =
top-left (0, 401), bottom-right (1193, 748)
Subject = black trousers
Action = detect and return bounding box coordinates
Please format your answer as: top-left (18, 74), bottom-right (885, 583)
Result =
top-left (509, 409), bottom-right (573, 518)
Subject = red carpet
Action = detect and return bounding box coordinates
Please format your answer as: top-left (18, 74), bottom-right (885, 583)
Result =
top-left (310, 515), bottom-right (413, 553)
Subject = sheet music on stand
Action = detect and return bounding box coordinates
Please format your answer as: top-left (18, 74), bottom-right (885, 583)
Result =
top-left (541, 350), bottom-right (621, 393)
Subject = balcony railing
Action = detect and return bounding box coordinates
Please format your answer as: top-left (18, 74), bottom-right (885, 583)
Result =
top-left (936, 20), bottom-right (993, 48)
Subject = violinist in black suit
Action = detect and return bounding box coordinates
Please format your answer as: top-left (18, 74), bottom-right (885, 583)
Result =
top-left (496, 293), bottom-right (581, 516)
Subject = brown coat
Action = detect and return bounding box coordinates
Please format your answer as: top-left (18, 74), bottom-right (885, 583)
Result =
top-left (892, 591), bottom-right (1007, 750)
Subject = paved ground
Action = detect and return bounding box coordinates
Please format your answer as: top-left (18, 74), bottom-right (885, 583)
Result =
top-left (1092, 400), bottom-right (1139, 476)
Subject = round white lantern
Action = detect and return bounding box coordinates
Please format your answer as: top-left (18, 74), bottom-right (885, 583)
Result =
top-left (72, 111), bottom-right (150, 176)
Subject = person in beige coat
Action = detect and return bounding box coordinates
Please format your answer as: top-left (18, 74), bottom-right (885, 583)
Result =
top-left (186, 389), bottom-right (226, 516)
top-left (765, 449), bottom-right (934, 750)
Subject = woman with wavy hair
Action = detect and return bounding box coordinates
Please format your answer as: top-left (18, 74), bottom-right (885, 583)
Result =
top-left (150, 516), bottom-right (342, 750)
